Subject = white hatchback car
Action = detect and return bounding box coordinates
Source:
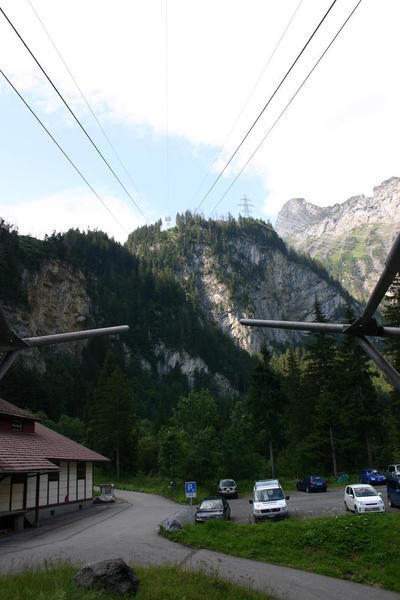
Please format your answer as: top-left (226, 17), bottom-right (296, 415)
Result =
top-left (344, 484), bottom-right (385, 514)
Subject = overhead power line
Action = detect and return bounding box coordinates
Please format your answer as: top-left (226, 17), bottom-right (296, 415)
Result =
top-left (0, 68), bottom-right (128, 235)
top-left (210, 0), bottom-right (363, 215)
top-left (0, 5), bottom-right (148, 222)
top-left (197, 0), bottom-right (338, 211)
top-left (193, 0), bottom-right (304, 211)
top-left (26, 0), bottom-right (141, 201)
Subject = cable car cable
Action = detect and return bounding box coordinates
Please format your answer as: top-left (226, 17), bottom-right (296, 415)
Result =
top-left (26, 0), bottom-right (141, 201)
top-left (193, 0), bottom-right (304, 210)
top-left (0, 5), bottom-right (148, 222)
top-left (0, 67), bottom-right (128, 235)
top-left (210, 0), bottom-right (363, 215)
top-left (196, 0), bottom-right (338, 212)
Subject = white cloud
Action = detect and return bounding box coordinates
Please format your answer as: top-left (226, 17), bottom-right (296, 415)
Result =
top-left (1, 0), bottom-right (399, 221)
top-left (4, 187), bottom-right (145, 243)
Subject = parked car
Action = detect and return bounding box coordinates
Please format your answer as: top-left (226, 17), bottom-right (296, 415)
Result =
top-left (195, 497), bottom-right (231, 523)
top-left (249, 479), bottom-right (289, 522)
top-left (344, 484), bottom-right (385, 514)
top-left (296, 475), bottom-right (327, 493)
top-left (217, 478), bottom-right (238, 498)
top-left (359, 468), bottom-right (386, 485)
top-left (93, 483), bottom-right (116, 503)
top-left (387, 477), bottom-right (400, 508)
top-left (387, 464), bottom-right (400, 479)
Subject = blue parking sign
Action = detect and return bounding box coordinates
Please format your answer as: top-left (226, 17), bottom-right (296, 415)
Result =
top-left (185, 481), bottom-right (197, 498)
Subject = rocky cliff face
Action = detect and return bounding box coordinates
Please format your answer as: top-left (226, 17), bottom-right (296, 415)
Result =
top-left (130, 220), bottom-right (355, 353)
top-left (5, 260), bottom-right (90, 336)
top-left (3, 260), bottom-right (91, 372)
top-left (275, 177), bottom-right (400, 301)
top-left (3, 257), bottom-right (239, 391)
top-left (154, 342), bottom-right (237, 396)
top-left (199, 241), bottom-right (349, 353)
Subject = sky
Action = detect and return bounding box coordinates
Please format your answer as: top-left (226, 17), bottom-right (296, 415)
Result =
top-left (0, 0), bottom-right (399, 243)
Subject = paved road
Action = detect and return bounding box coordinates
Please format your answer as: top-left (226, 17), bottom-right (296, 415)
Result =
top-left (0, 489), bottom-right (398, 600)
top-left (230, 486), bottom-right (393, 523)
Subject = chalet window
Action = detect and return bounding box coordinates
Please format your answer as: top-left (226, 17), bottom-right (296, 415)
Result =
top-left (77, 462), bottom-right (86, 480)
top-left (11, 420), bottom-right (23, 431)
top-left (48, 472), bottom-right (59, 482)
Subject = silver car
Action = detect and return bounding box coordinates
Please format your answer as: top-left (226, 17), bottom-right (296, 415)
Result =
top-left (217, 478), bottom-right (238, 498)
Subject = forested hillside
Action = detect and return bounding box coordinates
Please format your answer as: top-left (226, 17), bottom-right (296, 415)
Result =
top-left (0, 220), bottom-right (254, 474)
top-left (127, 213), bottom-right (356, 353)
top-left (1, 217), bottom-right (399, 480)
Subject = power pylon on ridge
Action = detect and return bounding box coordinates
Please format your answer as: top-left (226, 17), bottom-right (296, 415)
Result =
top-left (238, 195), bottom-right (254, 218)
top-left (164, 215), bottom-right (172, 228)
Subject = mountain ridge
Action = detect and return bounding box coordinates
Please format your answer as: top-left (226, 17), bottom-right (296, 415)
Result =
top-left (127, 214), bottom-right (357, 353)
top-left (275, 177), bottom-right (400, 301)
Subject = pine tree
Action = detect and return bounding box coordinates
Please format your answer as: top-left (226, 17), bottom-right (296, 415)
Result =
top-left (336, 305), bottom-right (380, 468)
top-left (88, 352), bottom-right (136, 478)
top-left (302, 299), bottom-right (339, 476)
top-left (220, 400), bottom-right (263, 479)
top-left (247, 347), bottom-right (286, 477)
top-left (280, 348), bottom-right (312, 473)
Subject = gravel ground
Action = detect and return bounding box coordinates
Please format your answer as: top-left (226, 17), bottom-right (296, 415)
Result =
top-left (227, 485), bottom-right (394, 523)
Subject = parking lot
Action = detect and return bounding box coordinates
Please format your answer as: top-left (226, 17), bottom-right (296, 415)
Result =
top-left (228, 485), bottom-right (395, 523)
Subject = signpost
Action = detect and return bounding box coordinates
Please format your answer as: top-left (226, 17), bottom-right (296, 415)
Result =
top-left (185, 481), bottom-right (197, 523)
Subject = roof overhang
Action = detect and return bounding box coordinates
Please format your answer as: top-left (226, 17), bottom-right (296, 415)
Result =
top-left (0, 466), bottom-right (60, 475)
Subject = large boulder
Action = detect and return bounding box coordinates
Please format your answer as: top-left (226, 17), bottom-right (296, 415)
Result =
top-left (162, 516), bottom-right (182, 533)
top-left (161, 506), bottom-right (193, 532)
top-left (74, 558), bottom-right (139, 595)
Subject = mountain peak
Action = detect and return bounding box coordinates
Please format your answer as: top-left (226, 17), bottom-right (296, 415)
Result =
top-left (275, 197), bottom-right (322, 237)
top-left (274, 177), bottom-right (400, 301)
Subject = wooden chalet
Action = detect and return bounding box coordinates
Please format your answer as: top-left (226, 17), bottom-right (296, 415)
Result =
top-left (0, 398), bottom-right (108, 532)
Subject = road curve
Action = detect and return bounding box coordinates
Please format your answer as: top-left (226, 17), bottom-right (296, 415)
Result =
top-left (0, 488), bottom-right (397, 600)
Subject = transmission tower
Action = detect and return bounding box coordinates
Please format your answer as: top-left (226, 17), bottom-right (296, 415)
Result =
top-left (238, 195), bottom-right (254, 217)
top-left (164, 215), bottom-right (172, 228)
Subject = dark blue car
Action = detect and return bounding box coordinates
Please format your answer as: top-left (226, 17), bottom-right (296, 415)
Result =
top-left (387, 477), bottom-right (400, 508)
top-left (296, 475), bottom-right (327, 493)
top-left (359, 469), bottom-right (386, 485)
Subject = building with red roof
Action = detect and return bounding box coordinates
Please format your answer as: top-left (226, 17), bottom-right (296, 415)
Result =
top-left (0, 398), bottom-right (108, 531)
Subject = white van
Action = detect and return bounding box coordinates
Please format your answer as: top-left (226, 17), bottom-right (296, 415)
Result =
top-left (249, 479), bottom-right (289, 521)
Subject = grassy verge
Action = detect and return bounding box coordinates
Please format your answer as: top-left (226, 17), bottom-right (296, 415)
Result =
top-left (94, 472), bottom-right (215, 504)
top-left (94, 472), bottom-right (360, 502)
top-left (165, 513), bottom-right (400, 592)
top-left (0, 563), bottom-right (272, 599)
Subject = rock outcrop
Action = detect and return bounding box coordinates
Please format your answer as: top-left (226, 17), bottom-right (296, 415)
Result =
top-left (154, 342), bottom-right (238, 396)
top-left (3, 259), bottom-right (90, 372)
top-left (275, 177), bottom-right (400, 301)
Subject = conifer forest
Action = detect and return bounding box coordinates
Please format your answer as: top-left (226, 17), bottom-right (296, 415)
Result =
top-left (1, 216), bottom-right (399, 481)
